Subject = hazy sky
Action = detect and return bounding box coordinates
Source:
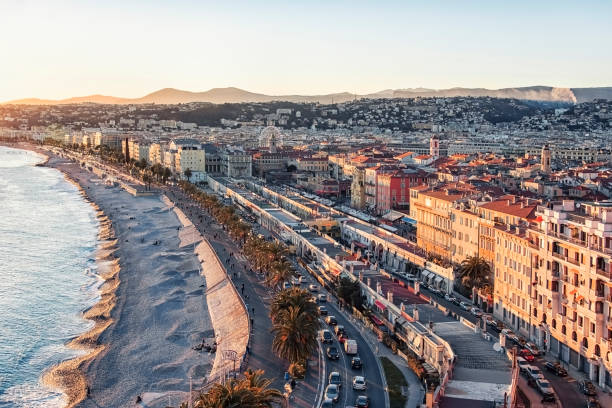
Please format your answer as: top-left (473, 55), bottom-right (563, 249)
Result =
top-left (1, 0), bottom-right (611, 101)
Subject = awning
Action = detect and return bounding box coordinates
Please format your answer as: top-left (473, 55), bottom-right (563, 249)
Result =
top-left (370, 315), bottom-right (384, 326)
top-left (576, 295), bottom-right (584, 302)
top-left (421, 271), bottom-right (432, 281)
top-left (382, 210), bottom-right (404, 222)
top-left (352, 240), bottom-right (367, 249)
top-left (374, 300), bottom-right (387, 311)
top-left (329, 267), bottom-right (342, 277)
top-left (395, 316), bottom-right (408, 327)
top-left (569, 288), bottom-right (577, 295)
top-left (433, 275), bottom-right (444, 285)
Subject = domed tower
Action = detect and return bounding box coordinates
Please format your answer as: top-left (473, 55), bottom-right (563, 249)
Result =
top-left (429, 135), bottom-right (440, 158)
top-left (541, 144), bottom-right (551, 174)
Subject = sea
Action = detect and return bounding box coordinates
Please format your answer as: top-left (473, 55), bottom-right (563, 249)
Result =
top-left (0, 146), bottom-right (100, 407)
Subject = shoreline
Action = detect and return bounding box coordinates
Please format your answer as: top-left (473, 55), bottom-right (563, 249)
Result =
top-left (20, 144), bottom-right (120, 407)
top-left (3, 143), bottom-right (246, 407)
top-left (0, 142), bottom-right (119, 407)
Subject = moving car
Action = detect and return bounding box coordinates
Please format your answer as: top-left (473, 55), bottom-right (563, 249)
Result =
top-left (524, 342), bottom-right (541, 356)
top-left (344, 339), bottom-right (358, 355)
top-left (324, 384), bottom-right (339, 402)
top-left (318, 294), bottom-right (327, 303)
top-left (318, 305), bottom-right (328, 316)
top-left (355, 395), bottom-right (370, 408)
top-left (519, 349), bottom-right (535, 362)
top-left (309, 284), bottom-right (318, 292)
top-left (283, 282), bottom-right (292, 290)
top-left (319, 329), bottom-right (333, 344)
top-left (544, 361), bottom-right (567, 376)
top-left (516, 356), bottom-right (529, 373)
top-left (334, 325), bottom-right (345, 336)
top-left (579, 380), bottom-right (597, 396)
top-left (526, 365), bottom-right (544, 381)
top-left (328, 371), bottom-right (342, 388)
top-left (351, 356), bottom-right (363, 369)
top-left (536, 379), bottom-right (555, 402)
top-left (325, 315), bottom-right (338, 326)
top-left (326, 346), bottom-right (340, 360)
top-left (352, 375), bottom-right (367, 390)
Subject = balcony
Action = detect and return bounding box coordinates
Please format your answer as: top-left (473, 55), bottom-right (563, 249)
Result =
top-left (596, 267), bottom-right (611, 279)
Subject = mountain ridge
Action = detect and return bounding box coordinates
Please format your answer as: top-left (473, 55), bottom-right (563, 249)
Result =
top-left (5, 86), bottom-right (612, 105)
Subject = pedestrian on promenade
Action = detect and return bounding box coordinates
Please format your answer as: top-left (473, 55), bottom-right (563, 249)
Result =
top-left (252, 307), bottom-right (255, 315)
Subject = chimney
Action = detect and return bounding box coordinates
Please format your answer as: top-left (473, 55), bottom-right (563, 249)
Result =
top-left (520, 202), bottom-right (525, 209)
top-left (507, 199), bottom-right (511, 206)
top-left (376, 282), bottom-right (382, 294)
top-left (359, 271), bottom-right (363, 281)
top-left (413, 307), bottom-right (419, 321)
top-left (387, 290), bottom-right (394, 304)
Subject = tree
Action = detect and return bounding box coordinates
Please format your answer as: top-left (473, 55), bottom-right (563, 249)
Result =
top-left (184, 168), bottom-right (193, 182)
top-left (269, 287), bottom-right (318, 324)
top-left (163, 167), bottom-right (172, 183)
top-left (337, 277), bottom-right (363, 310)
top-left (458, 256), bottom-right (492, 291)
top-left (265, 258), bottom-right (294, 289)
top-left (191, 369), bottom-right (282, 408)
top-left (271, 305), bottom-right (320, 365)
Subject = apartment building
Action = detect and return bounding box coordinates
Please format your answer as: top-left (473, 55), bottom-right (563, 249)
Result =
top-left (221, 149), bottom-right (252, 178)
top-left (176, 146), bottom-right (205, 179)
top-left (450, 205), bottom-right (481, 264)
top-left (529, 200), bottom-right (612, 387)
top-left (410, 186), bottom-right (473, 262)
top-left (376, 168), bottom-right (433, 214)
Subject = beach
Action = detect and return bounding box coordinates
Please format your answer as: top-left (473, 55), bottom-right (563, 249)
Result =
top-left (19, 147), bottom-right (218, 408)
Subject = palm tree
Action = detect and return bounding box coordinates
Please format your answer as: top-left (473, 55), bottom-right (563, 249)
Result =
top-left (271, 305), bottom-right (320, 364)
top-left (458, 256), bottom-right (492, 290)
top-left (265, 258), bottom-right (294, 289)
top-left (269, 287), bottom-right (318, 324)
top-left (191, 370), bottom-right (282, 408)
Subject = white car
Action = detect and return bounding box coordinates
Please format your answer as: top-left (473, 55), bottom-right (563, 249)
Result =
top-left (324, 384), bottom-right (339, 402)
top-left (309, 284), bottom-right (318, 292)
top-left (352, 375), bottom-right (367, 390)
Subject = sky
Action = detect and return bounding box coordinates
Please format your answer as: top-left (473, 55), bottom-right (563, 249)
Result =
top-left (1, 0), bottom-right (611, 101)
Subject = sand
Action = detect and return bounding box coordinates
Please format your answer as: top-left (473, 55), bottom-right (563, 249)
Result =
top-left (20, 149), bottom-right (217, 408)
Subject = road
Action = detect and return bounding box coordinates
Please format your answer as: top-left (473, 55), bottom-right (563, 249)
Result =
top-left (420, 285), bottom-right (590, 408)
top-left (298, 267), bottom-right (386, 408)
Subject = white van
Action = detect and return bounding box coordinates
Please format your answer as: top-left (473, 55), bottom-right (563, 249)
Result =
top-left (344, 339), bottom-right (358, 355)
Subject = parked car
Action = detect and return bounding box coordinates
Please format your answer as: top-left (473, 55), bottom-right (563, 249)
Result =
top-left (544, 361), bottom-right (568, 376)
top-left (309, 284), bottom-right (318, 292)
top-left (470, 307), bottom-right (483, 317)
top-left (319, 329), bottom-right (333, 344)
top-left (489, 320), bottom-right (504, 332)
top-left (519, 349), bottom-right (535, 362)
top-left (352, 376), bottom-right (367, 390)
top-left (526, 365), bottom-right (545, 381)
top-left (516, 356), bottom-right (529, 373)
top-left (334, 325), bottom-right (345, 336)
top-left (324, 384), bottom-right (339, 402)
top-left (328, 371), bottom-right (342, 388)
top-left (325, 315), bottom-right (338, 326)
top-left (459, 301), bottom-right (470, 310)
top-left (326, 346), bottom-right (340, 360)
top-left (524, 342), bottom-right (541, 356)
top-left (351, 356), bottom-right (363, 369)
top-left (579, 380), bottom-right (597, 396)
top-left (283, 281), bottom-right (292, 290)
top-left (355, 395), bottom-right (370, 408)
top-left (444, 293), bottom-right (457, 302)
top-left (318, 305), bottom-right (328, 316)
top-left (536, 379), bottom-right (555, 402)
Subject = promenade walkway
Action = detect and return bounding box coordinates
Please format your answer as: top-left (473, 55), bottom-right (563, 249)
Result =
top-left (166, 187), bottom-right (320, 408)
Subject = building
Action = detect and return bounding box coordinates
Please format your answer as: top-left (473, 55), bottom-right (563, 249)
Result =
top-left (529, 200), bottom-right (612, 388)
top-left (175, 146), bottom-right (206, 179)
top-left (351, 167), bottom-right (366, 210)
top-left (376, 168), bottom-right (433, 214)
top-left (259, 126), bottom-right (283, 153)
top-left (541, 144), bottom-right (551, 174)
top-left (221, 149), bottom-right (252, 178)
top-left (430, 135), bottom-right (440, 158)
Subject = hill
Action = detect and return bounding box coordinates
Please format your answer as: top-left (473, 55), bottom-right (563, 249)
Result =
top-left (5, 86), bottom-right (612, 105)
